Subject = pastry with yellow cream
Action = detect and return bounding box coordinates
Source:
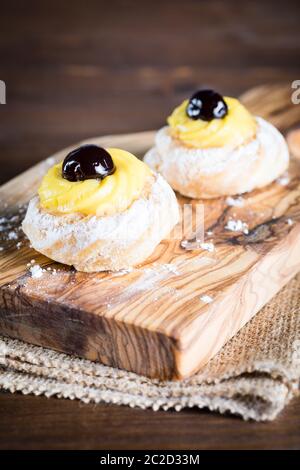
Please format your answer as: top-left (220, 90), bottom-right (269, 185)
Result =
top-left (144, 89), bottom-right (289, 198)
top-left (22, 145), bottom-right (179, 272)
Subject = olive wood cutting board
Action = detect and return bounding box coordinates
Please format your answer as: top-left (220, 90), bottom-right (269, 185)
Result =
top-left (1, 84), bottom-right (300, 380)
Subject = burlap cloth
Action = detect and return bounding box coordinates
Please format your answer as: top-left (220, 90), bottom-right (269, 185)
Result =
top-left (1, 273), bottom-right (300, 421)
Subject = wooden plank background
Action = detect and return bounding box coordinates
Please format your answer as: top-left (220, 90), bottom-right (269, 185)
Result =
top-left (0, 0), bottom-right (300, 450)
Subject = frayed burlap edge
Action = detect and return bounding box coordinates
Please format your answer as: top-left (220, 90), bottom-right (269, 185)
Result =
top-left (0, 273), bottom-right (300, 421)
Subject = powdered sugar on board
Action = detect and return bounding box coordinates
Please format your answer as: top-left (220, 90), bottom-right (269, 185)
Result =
top-left (0, 204), bottom-right (28, 252)
top-left (103, 263), bottom-right (182, 308)
top-left (225, 218), bottom-right (249, 234)
top-left (200, 294), bottom-right (214, 304)
top-left (276, 172), bottom-right (290, 186)
top-left (225, 196), bottom-right (245, 207)
top-left (29, 264), bottom-right (44, 279)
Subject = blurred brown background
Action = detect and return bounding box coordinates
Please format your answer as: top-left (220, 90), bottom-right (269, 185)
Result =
top-left (1, 0), bottom-right (300, 185)
top-left (1, 0), bottom-right (300, 450)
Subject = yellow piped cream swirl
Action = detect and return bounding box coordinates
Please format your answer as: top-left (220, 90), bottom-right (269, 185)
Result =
top-left (167, 97), bottom-right (257, 148)
top-left (38, 148), bottom-right (152, 216)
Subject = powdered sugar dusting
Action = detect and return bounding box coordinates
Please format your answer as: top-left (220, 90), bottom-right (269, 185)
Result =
top-left (22, 174), bottom-right (179, 272)
top-left (161, 263), bottom-right (180, 275)
top-left (0, 205), bottom-right (28, 252)
top-left (200, 294), bottom-right (213, 304)
top-left (181, 239), bottom-right (215, 252)
top-left (106, 263), bottom-right (181, 307)
top-left (111, 267), bottom-right (134, 277)
top-left (276, 173), bottom-right (290, 186)
top-left (200, 242), bottom-right (215, 253)
top-left (46, 157), bottom-right (56, 166)
top-left (126, 264), bottom-right (177, 295)
top-left (29, 264), bottom-right (44, 279)
top-left (225, 196), bottom-right (245, 207)
top-left (225, 219), bottom-right (249, 234)
top-left (7, 231), bottom-right (18, 240)
top-left (144, 117), bottom-right (289, 199)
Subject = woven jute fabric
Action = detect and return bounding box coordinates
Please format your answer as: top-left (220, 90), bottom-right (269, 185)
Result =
top-left (1, 273), bottom-right (300, 421)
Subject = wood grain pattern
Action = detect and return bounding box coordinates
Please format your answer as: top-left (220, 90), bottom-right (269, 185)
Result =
top-left (1, 85), bottom-right (300, 379)
top-left (1, 0), bottom-right (300, 449)
top-left (1, 0), bottom-right (300, 187)
top-left (1, 393), bottom-right (300, 450)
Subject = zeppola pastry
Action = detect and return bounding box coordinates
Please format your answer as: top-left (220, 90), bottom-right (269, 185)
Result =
top-left (144, 89), bottom-right (289, 198)
top-left (22, 145), bottom-right (179, 272)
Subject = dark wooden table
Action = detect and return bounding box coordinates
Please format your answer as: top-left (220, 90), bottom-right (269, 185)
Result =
top-left (1, 0), bottom-right (300, 450)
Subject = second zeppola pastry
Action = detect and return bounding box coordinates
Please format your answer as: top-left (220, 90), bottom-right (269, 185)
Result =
top-left (144, 89), bottom-right (289, 199)
top-left (23, 145), bottom-right (179, 272)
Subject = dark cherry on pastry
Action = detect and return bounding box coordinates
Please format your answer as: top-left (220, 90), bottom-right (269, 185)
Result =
top-left (62, 145), bottom-right (116, 182)
top-left (186, 89), bottom-right (228, 121)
